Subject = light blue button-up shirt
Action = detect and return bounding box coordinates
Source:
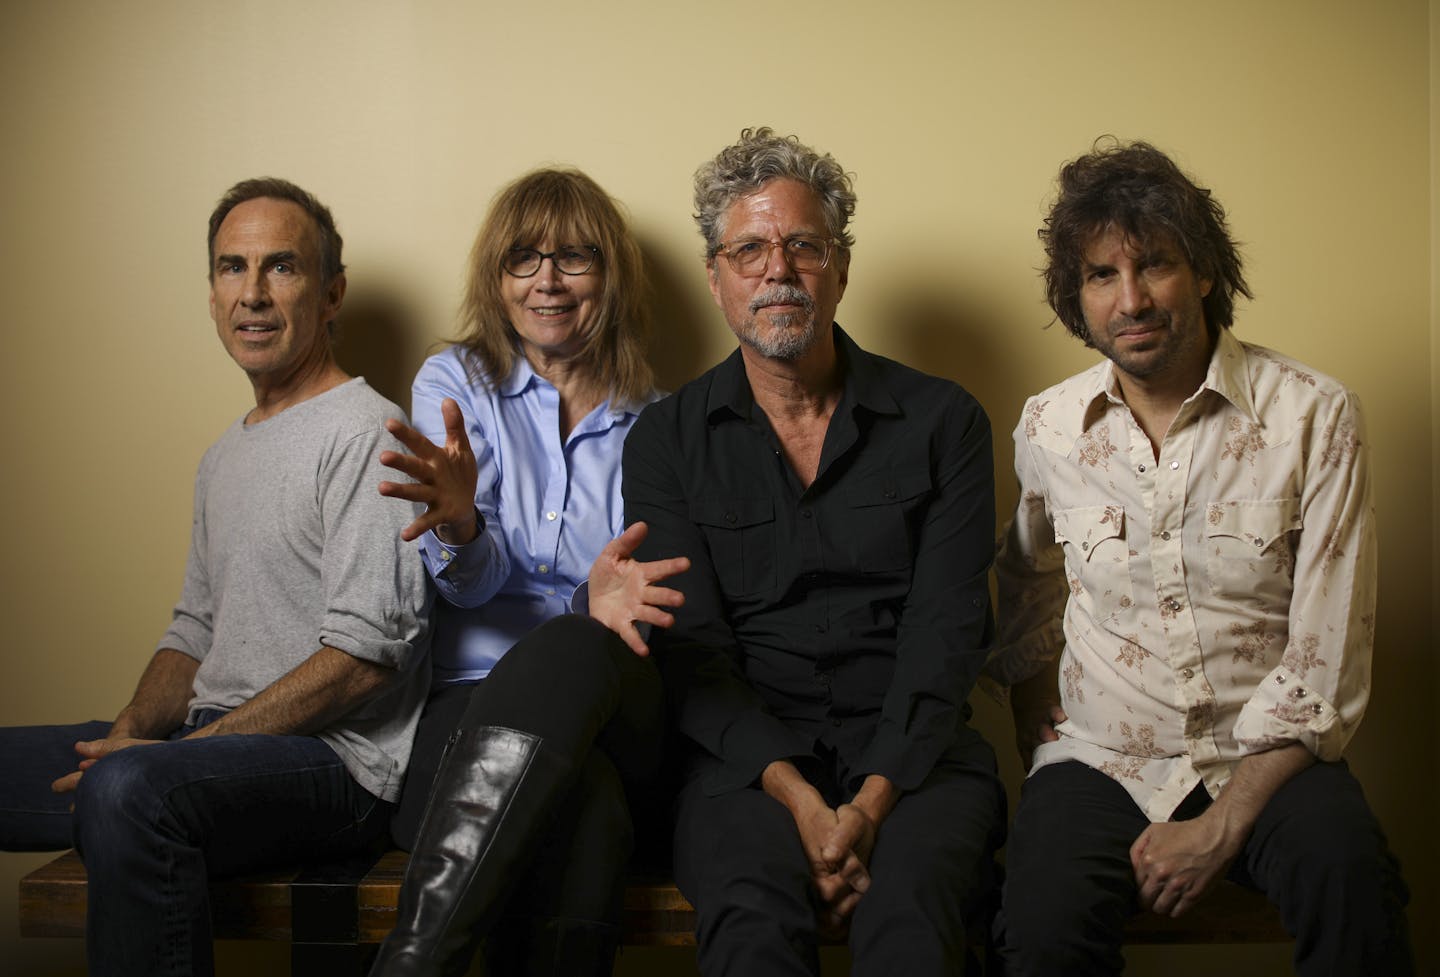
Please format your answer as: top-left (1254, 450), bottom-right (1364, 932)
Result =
top-left (410, 347), bottom-right (654, 685)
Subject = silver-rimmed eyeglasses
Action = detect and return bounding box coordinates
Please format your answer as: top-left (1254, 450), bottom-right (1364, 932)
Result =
top-left (503, 245), bottom-right (600, 278)
top-left (713, 236), bottom-right (841, 277)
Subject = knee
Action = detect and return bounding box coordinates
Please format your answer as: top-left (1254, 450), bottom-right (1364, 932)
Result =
top-left (72, 747), bottom-right (166, 848)
top-left (504, 615), bottom-right (629, 690)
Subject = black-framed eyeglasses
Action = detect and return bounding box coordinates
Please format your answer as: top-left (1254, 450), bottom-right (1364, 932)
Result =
top-left (713, 236), bottom-right (841, 277)
top-left (503, 245), bottom-right (600, 278)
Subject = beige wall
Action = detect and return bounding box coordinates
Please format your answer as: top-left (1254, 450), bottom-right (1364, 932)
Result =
top-left (2, 2), bottom-right (1434, 974)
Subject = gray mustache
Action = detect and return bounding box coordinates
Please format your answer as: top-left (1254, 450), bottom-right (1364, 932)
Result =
top-left (749, 286), bottom-right (814, 315)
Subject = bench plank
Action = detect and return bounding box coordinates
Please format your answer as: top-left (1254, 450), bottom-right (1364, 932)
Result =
top-left (20, 849), bottom-right (1291, 951)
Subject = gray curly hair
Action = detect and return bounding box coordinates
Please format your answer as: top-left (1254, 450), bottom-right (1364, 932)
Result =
top-left (693, 127), bottom-right (856, 258)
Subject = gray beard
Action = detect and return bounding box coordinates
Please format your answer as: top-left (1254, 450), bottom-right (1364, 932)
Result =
top-left (742, 286), bottom-right (817, 360)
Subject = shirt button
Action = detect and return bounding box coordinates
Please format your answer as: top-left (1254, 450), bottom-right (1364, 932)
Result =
top-left (1255, 538), bottom-right (1265, 548)
top-left (725, 512), bottom-right (737, 524)
top-left (1167, 598), bottom-right (1181, 612)
top-left (1160, 531), bottom-right (1171, 541)
top-left (1169, 461), bottom-right (1180, 471)
top-left (1182, 667), bottom-right (1194, 680)
top-left (1081, 541), bottom-right (1090, 551)
top-left (1138, 464), bottom-right (1147, 473)
top-left (440, 550), bottom-right (452, 562)
top-left (546, 511), bottom-right (557, 521)
top-left (801, 508), bottom-right (813, 519)
top-left (545, 588), bottom-right (555, 596)
top-left (538, 564), bottom-right (549, 574)
top-left (832, 719), bottom-right (842, 727)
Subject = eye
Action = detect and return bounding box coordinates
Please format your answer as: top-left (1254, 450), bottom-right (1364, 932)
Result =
top-left (787, 237), bottom-right (821, 254)
top-left (731, 240), bottom-right (765, 257)
top-left (558, 246), bottom-right (588, 262)
top-left (271, 262), bottom-right (293, 274)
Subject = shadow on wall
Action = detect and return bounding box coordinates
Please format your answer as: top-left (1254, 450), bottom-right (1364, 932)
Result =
top-left (882, 271), bottom-right (1032, 447)
top-left (640, 235), bottom-right (715, 393)
top-left (335, 287), bottom-right (431, 414)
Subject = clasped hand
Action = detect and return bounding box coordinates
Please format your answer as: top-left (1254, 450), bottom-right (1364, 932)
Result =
top-left (1130, 812), bottom-right (1239, 918)
top-left (50, 736), bottom-right (161, 794)
top-left (797, 800), bottom-right (878, 937)
top-left (378, 397), bottom-right (480, 544)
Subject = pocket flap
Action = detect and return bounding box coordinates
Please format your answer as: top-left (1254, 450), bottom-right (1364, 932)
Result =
top-left (1054, 504), bottom-right (1125, 560)
top-left (844, 469), bottom-right (932, 508)
top-left (691, 496), bottom-right (775, 530)
top-left (1205, 498), bottom-right (1302, 551)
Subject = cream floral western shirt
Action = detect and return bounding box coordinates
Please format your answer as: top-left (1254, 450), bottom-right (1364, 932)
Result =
top-left (989, 329), bottom-right (1376, 821)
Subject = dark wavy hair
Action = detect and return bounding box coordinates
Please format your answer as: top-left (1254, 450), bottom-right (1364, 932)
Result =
top-left (1040, 138), bottom-right (1251, 342)
top-left (207, 177), bottom-right (345, 285)
top-left (455, 167), bottom-right (653, 404)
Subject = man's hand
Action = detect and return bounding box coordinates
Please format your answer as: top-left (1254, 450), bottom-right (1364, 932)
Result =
top-left (50, 736), bottom-right (162, 794)
top-left (587, 522), bottom-right (690, 656)
top-left (1009, 662), bottom-right (1066, 768)
top-left (378, 397), bottom-right (480, 544)
top-left (1130, 812), bottom-right (1242, 917)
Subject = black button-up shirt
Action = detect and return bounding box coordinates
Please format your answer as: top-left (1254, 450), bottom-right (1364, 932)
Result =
top-left (625, 327), bottom-right (995, 796)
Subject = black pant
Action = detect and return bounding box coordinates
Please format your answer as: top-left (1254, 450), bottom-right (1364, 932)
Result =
top-left (998, 760), bottom-right (1413, 976)
top-left (392, 614), bottom-right (664, 927)
top-left (673, 752), bottom-right (1005, 977)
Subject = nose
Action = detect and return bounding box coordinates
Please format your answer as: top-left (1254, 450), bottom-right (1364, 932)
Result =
top-left (1116, 270), bottom-right (1152, 318)
top-left (533, 255), bottom-right (565, 290)
top-left (762, 241), bottom-right (797, 283)
top-left (241, 267), bottom-right (270, 308)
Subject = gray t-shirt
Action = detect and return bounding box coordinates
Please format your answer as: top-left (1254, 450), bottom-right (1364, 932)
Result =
top-left (160, 378), bottom-right (432, 802)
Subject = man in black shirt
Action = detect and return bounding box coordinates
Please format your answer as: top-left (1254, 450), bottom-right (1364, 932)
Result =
top-left (624, 127), bottom-right (1004, 976)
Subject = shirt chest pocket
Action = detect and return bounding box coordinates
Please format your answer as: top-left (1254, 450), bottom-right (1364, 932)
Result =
top-left (841, 468), bottom-right (932, 573)
top-left (1204, 498), bottom-right (1301, 605)
top-left (693, 497), bottom-right (776, 598)
top-left (1053, 504), bottom-right (1132, 604)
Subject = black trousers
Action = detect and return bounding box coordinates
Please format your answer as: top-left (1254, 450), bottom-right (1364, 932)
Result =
top-left (673, 751), bottom-right (1006, 977)
top-left (998, 760), bottom-right (1413, 977)
top-left (391, 614), bottom-right (664, 927)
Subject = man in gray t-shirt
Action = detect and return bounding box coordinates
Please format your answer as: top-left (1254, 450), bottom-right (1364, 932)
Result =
top-left (0, 178), bottom-right (431, 977)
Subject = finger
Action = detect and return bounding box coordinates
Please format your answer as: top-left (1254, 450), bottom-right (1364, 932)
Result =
top-left (378, 481), bottom-right (439, 504)
top-left (440, 398), bottom-right (470, 448)
top-left (1052, 705), bottom-right (1070, 724)
top-left (639, 555), bottom-right (691, 583)
top-left (1129, 829), bottom-right (1151, 877)
top-left (1038, 722), bottom-right (1060, 744)
top-left (838, 854), bottom-right (871, 894)
top-left (385, 418), bottom-right (442, 456)
top-left (377, 450), bottom-right (435, 482)
top-left (641, 584), bottom-right (687, 609)
top-left (606, 521), bottom-right (649, 560)
top-left (630, 606), bottom-right (675, 630)
top-left (615, 622), bottom-right (651, 657)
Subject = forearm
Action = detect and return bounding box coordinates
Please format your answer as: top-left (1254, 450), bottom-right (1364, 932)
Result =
top-left (762, 759), bottom-right (828, 819)
top-left (1207, 742), bottom-right (1315, 845)
top-left (187, 645), bottom-right (393, 739)
top-left (846, 774), bottom-right (898, 828)
top-left (111, 649), bottom-right (200, 739)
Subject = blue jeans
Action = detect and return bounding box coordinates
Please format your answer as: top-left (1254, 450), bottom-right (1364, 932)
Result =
top-left (0, 712), bottom-right (391, 977)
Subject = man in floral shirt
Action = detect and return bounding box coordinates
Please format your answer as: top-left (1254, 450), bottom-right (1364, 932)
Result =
top-left (988, 139), bottom-right (1412, 975)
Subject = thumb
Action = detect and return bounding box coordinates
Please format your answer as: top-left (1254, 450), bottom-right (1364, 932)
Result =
top-left (609, 521), bottom-right (649, 559)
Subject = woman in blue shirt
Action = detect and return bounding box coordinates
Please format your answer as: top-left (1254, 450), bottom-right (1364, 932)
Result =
top-left (371, 168), bottom-right (686, 977)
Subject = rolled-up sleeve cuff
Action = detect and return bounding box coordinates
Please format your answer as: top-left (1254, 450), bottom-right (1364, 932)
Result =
top-left (1233, 667), bottom-right (1343, 760)
top-left (702, 717), bottom-right (815, 796)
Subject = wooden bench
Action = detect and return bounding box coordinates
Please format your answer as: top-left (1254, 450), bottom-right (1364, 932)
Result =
top-left (19, 849), bottom-right (1289, 972)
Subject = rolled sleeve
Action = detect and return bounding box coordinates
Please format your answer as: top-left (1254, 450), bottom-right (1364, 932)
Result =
top-left (1234, 392), bottom-right (1375, 760)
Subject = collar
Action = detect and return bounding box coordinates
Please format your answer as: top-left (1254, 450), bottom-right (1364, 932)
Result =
top-left (1080, 327), bottom-right (1260, 431)
top-left (703, 324), bottom-right (901, 424)
top-left (499, 353), bottom-right (648, 419)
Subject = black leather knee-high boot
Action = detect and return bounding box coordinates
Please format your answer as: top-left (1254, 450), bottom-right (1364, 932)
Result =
top-left (369, 726), bottom-right (571, 977)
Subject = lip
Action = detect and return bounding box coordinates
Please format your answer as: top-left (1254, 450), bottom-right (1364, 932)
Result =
top-left (527, 304), bottom-right (577, 317)
top-left (236, 320), bottom-right (279, 334)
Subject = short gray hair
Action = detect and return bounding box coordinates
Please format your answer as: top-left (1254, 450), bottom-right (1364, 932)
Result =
top-left (693, 127), bottom-right (856, 257)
